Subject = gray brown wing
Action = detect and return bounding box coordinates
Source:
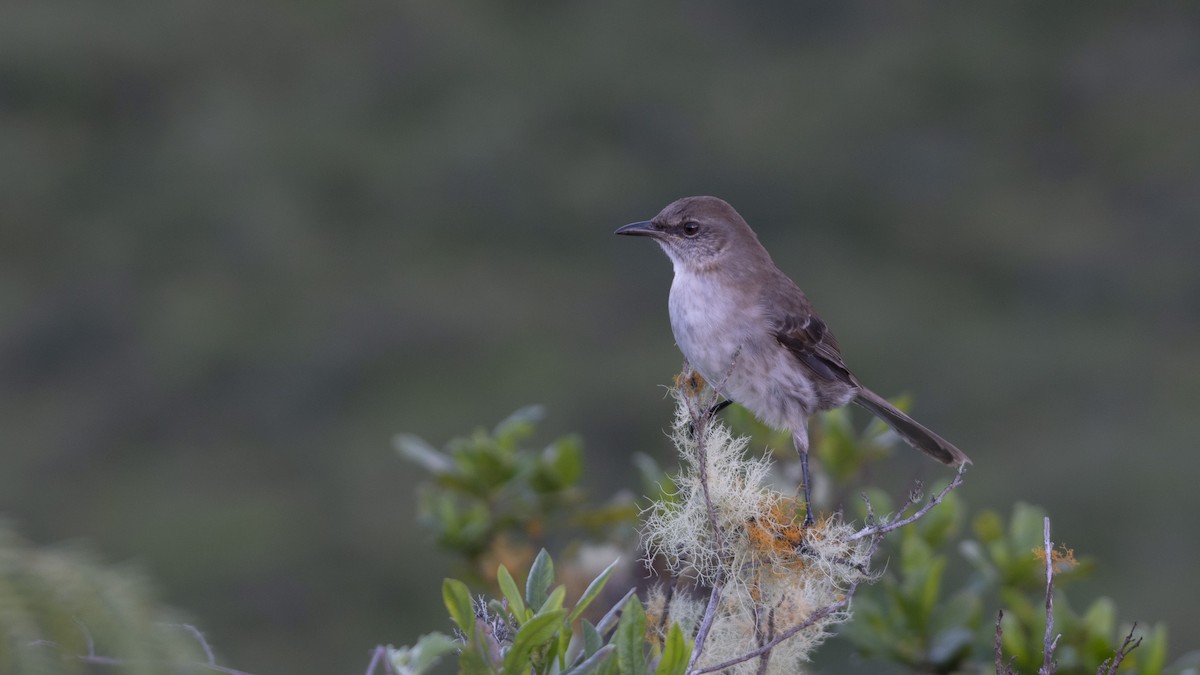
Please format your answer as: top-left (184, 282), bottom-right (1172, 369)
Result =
top-left (762, 279), bottom-right (857, 386)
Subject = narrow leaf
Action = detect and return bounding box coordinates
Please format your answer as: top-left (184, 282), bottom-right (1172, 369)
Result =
top-left (582, 619), bottom-right (602, 656)
top-left (502, 609), bottom-right (567, 675)
top-left (569, 558), bottom-right (619, 623)
top-left (394, 434), bottom-right (455, 473)
top-left (526, 548), bottom-right (555, 611)
top-left (616, 596), bottom-right (648, 675)
top-left (494, 405), bottom-right (545, 441)
top-left (497, 564), bottom-right (526, 623)
top-left (442, 578), bottom-right (476, 639)
top-left (540, 585), bottom-right (567, 615)
top-left (564, 644), bottom-right (615, 675)
top-left (653, 623), bottom-right (691, 675)
top-left (597, 588), bottom-right (637, 635)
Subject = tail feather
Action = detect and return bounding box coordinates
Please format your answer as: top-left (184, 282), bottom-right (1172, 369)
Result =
top-left (853, 387), bottom-right (971, 466)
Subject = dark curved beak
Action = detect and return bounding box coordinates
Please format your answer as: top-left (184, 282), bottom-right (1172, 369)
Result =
top-left (614, 220), bottom-right (659, 237)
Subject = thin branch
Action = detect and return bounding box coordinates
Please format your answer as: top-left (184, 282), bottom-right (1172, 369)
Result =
top-left (690, 578), bottom-right (860, 675)
top-left (166, 623), bottom-right (218, 664)
top-left (1039, 517), bottom-right (1059, 675)
top-left (849, 467), bottom-right (966, 541)
top-left (682, 358), bottom-right (737, 674)
top-left (1097, 624), bottom-right (1142, 675)
top-left (364, 645), bottom-right (399, 675)
top-left (686, 578), bottom-right (723, 674)
top-left (754, 606), bottom-right (776, 675)
top-left (27, 622), bottom-right (258, 675)
top-left (994, 610), bottom-right (1004, 674)
top-left (68, 653), bottom-right (257, 675)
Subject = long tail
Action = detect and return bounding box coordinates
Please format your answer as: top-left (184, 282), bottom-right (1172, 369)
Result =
top-left (853, 387), bottom-right (971, 466)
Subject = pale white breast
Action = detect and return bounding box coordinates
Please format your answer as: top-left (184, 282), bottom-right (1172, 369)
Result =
top-left (668, 269), bottom-right (759, 390)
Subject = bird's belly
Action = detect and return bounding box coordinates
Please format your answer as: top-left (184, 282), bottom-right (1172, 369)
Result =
top-left (669, 278), bottom-right (821, 431)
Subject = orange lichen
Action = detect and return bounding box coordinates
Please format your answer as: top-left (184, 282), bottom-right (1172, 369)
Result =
top-left (675, 369), bottom-right (708, 396)
top-left (744, 500), bottom-right (809, 567)
top-left (1033, 543), bottom-right (1078, 573)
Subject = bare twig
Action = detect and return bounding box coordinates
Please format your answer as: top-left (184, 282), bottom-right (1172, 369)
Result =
top-left (364, 645), bottom-right (400, 675)
top-left (1097, 624), bottom-right (1142, 675)
top-left (694, 403), bottom-right (725, 552)
top-left (994, 610), bottom-right (1017, 675)
top-left (994, 610), bottom-right (1005, 674)
top-left (753, 606), bottom-right (776, 675)
top-left (849, 467), bottom-right (966, 541)
top-left (682, 359), bottom-right (738, 675)
top-left (165, 623), bottom-right (217, 664)
top-left (365, 645), bottom-right (386, 675)
top-left (690, 578), bottom-right (860, 675)
top-left (1039, 517), bottom-right (1060, 675)
top-left (687, 581), bottom-right (724, 674)
top-left (28, 622), bottom-right (256, 675)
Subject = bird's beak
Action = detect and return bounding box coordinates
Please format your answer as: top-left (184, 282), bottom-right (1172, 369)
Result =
top-left (614, 220), bottom-right (659, 237)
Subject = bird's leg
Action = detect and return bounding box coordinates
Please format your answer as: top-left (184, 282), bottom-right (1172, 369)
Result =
top-left (793, 431), bottom-right (815, 526)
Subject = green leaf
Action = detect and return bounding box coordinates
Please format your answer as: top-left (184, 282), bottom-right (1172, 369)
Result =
top-left (597, 588), bottom-right (637, 634)
top-left (558, 619), bottom-right (573, 671)
top-left (898, 535), bottom-right (941, 627)
top-left (497, 564), bottom-right (527, 623)
top-left (1009, 503), bottom-right (1047, 550)
top-left (582, 620), bottom-right (603, 656)
top-left (915, 489), bottom-right (960, 547)
top-left (653, 623), bottom-right (691, 675)
top-left (933, 590), bottom-right (982, 634)
top-left (927, 627), bottom-right (973, 669)
top-left (503, 608), bottom-right (567, 675)
top-left (394, 433), bottom-right (455, 473)
top-left (494, 405), bottom-right (545, 444)
top-left (540, 584), bottom-right (567, 615)
top-left (544, 630), bottom-right (563, 672)
top-left (569, 558), bottom-right (620, 623)
top-left (443, 578), bottom-right (476, 639)
top-left (1084, 595), bottom-right (1118, 638)
top-left (388, 632), bottom-right (459, 675)
top-left (543, 435), bottom-right (584, 487)
top-left (526, 549), bottom-right (555, 611)
top-left (999, 609), bottom-right (1028, 665)
top-left (973, 509), bottom-right (1005, 543)
top-left (565, 644), bottom-right (615, 675)
top-left (616, 596), bottom-right (648, 675)
top-left (1140, 623), bottom-right (1168, 675)
top-left (633, 453), bottom-right (674, 503)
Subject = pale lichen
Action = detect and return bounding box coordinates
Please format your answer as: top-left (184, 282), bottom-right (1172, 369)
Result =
top-left (640, 369), bottom-right (875, 674)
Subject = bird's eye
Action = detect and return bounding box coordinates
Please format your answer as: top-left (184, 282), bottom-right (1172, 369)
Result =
top-left (682, 221), bottom-right (700, 236)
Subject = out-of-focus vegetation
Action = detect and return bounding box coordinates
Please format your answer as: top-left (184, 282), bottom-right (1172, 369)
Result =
top-left (0, 521), bottom-right (206, 674)
top-left (392, 387), bottom-right (1185, 675)
top-left (1, 2), bottom-right (1197, 673)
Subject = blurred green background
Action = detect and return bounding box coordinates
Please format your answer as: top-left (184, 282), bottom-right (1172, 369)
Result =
top-left (2, 2), bottom-right (1198, 673)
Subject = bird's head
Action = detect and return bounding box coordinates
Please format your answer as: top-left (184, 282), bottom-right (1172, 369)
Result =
top-left (615, 196), bottom-right (767, 272)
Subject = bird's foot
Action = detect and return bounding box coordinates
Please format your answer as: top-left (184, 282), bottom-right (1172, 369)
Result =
top-left (705, 399), bottom-right (733, 419)
top-left (687, 399), bottom-right (733, 438)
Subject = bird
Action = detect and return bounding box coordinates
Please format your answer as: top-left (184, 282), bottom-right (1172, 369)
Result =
top-left (615, 195), bottom-right (970, 524)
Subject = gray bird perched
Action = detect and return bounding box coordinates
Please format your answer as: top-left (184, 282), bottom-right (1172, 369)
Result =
top-left (616, 195), bottom-right (970, 524)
